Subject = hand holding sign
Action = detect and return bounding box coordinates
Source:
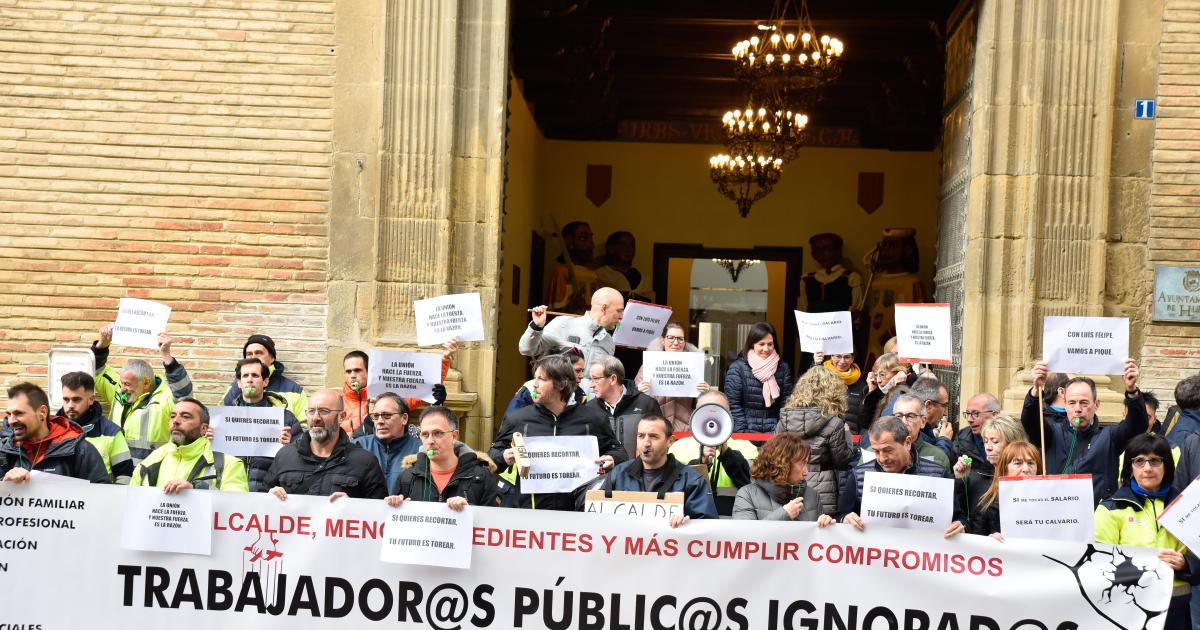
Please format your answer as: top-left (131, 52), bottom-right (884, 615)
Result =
top-left (1042, 316), bottom-right (1129, 375)
top-left (894, 304), bottom-right (953, 365)
top-left (641, 351), bottom-right (705, 397)
top-left (414, 293), bottom-right (484, 346)
top-left (794, 311), bottom-right (854, 354)
top-left (367, 350), bottom-right (442, 401)
top-left (612, 301), bottom-right (673, 349)
top-left (112, 298), bottom-right (172, 350)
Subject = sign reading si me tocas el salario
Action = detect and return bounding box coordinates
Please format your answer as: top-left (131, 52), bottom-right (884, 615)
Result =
top-left (0, 482), bottom-right (1176, 630)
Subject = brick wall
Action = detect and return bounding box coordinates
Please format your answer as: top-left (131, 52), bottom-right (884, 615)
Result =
top-left (0, 0), bottom-right (334, 403)
top-left (1141, 0), bottom-right (1200, 399)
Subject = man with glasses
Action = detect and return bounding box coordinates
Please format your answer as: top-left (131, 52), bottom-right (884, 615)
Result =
top-left (886, 393), bottom-right (951, 473)
top-left (911, 377), bottom-right (954, 459)
top-left (385, 406), bottom-right (498, 509)
top-left (951, 392), bottom-right (1002, 474)
top-left (265, 388), bottom-right (387, 501)
top-left (354, 392), bottom-right (421, 492)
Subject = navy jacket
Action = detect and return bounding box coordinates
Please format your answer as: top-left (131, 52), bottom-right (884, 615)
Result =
top-left (602, 454), bottom-right (718, 519)
top-left (1020, 389), bottom-right (1149, 503)
top-left (355, 432), bottom-right (422, 493)
top-left (723, 356), bottom-right (794, 433)
top-left (836, 452), bottom-right (963, 524)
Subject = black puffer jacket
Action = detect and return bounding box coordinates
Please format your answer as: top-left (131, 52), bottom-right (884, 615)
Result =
top-left (724, 357), bottom-right (794, 433)
top-left (775, 406), bottom-right (852, 516)
top-left (958, 466), bottom-right (993, 531)
top-left (843, 377), bottom-right (871, 434)
top-left (489, 401), bottom-right (626, 511)
top-left (951, 427), bottom-right (992, 475)
top-left (392, 443), bottom-right (499, 507)
top-left (264, 429), bottom-right (387, 499)
top-left (0, 416), bottom-right (111, 483)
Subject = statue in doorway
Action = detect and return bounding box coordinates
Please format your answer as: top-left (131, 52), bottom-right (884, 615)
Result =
top-left (800, 232), bottom-right (863, 313)
top-left (596, 231), bottom-right (653, 301)
top-left (546, 220), bottom-right (601, 313)
top-left (861, 227), bottom-right (927, 368)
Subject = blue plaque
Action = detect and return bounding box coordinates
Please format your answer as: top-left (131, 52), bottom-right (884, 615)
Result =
top-left (1153, 265), bottom-right (1200, 322)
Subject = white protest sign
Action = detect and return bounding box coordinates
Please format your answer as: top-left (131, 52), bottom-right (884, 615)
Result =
top-left (380, 500), bottom-right (474, 569)
top-left (521, 435), bottom-right (600, 494)
top-left (1042, 316), bottom-right (1129, 375)
top-left (793, 310), bottom-right (854, 354)
top-left (894, 303), bottom-right (954, 365)
top-left (641, 351), bottom-right (705, 398)
top-left (111, 298), bottom-right (171, 350)
top-left (120, 485), bottom-right (213, 555)
top-left (28, 470), bottom-right (88, 484)
top-left (367, 350), bottom-right (442, 401)
top-left (584, 490), bottom-right (683, 520)
top-left (1159, 474), bottom-right (1200, 553)
top-left (209, 406), bottom-right (285, 458)
top-left (48, 348), bottom-right (95, 409)
top-left (413, 292), bottom-right (485, 346)
top-left (999, 474), bottom-right (1094, 543)
top-left (860, 471), bottom-right (954, 531)
top-left (613, 301), bottom-right (673, 349)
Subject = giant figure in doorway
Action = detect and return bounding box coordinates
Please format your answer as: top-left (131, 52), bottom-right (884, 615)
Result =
top-left (546, 221), bottom-right (601, 313)
top-left (862, 227), bottom-right (926, 368)
top-left (800, 232), bottom-right (863, 313)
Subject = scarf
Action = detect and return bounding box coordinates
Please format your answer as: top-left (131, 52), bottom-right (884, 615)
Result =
top-left (1131, 478), bottom-right (1171, 500)
top-left (747, 351), bottom-right (781, 408)
top-left (823, 359), bottom-right (861, 386)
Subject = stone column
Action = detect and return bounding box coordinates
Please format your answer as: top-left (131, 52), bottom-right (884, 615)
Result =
top-left (329, 0), bottom-right (509, 446)
top-left (958, 1), bottom-right (1124, 408)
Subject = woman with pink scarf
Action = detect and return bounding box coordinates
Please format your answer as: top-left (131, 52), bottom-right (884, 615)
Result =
top-left (723, 322), bottom-right (794, 434)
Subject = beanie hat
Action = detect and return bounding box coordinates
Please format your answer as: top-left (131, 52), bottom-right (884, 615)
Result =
top-left (243, 334), bottom-right (277, 359)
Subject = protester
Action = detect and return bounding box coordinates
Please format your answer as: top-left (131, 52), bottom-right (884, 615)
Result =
top-left (520, 287), bottom-right (625, 379)
top-left (1040, 371), bottom-right (1071, 424)
top-left (132, 398), bottom-right (249, 492)
top-left (505, 347), bottom-right (588, 416)
top-left (971, 440), bottom-right (1042, 537)
top-left (1144, 391), bottom-right (1161, 430)
top-left (909, 376), bottom-right (954, 458)
top-left (862, 352), bottom-right (910, 427)
top-left (952, 415), bottom-right (1026, 529)
top-left (265, 389), bottom-right (388, 501)
top-left (733, 432), bottom-right (821, 522)
top-left (813, 351), bottom-right (870, 434)
top-left (862, 393), bottom-right (951, 472)
top-left (221, 334), bottom-right (307, 421)
top-left (724, 322), bottom-right (793, 433)
top-left (489, 354), bottom-right (625, 510)
top-left (93, 326), bottom-right (193, 465)
top-left (58, 371), bottom-right (133, 484)
top-left (668, 390), bottom-right (755, 514)
top-left (776, 366), bottom-right (852, 516)
top-left (386, 406), bottom-right (498, 510)
top-left (601, 415), bottom-right (718, 524)
top-left (635, 321), bottom-right (709, 432)
top-left (341, 340), bottom-right (455, 437)
top-left (1095, 434), bottom-right (1199, 629)
top-left (952, 392), bottom-right (1002, 474)
top-left (354, 393), bottom-right (421, 492)
top-left (826, 416), bottom-right (965, 538)
top-left (588, 356), bottom-right (663, 458)
top-left (1157, 375), bottom-right (1200, 450)
top-left (1023, 358), bottom-right (1148, 502)
top-left (0, 382), bottom-right (111, 483)
top-left (228, 357), bottom-right (303, 492)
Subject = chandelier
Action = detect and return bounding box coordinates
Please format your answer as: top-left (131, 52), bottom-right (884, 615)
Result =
top-left (722, 105), bottom-right (809, 163)
top-left (712, 258), bottom-right (762, 283)
top-left (708, 154), bottom-right (783, 218)
top-left (731, 2), bottom-right (845, 109)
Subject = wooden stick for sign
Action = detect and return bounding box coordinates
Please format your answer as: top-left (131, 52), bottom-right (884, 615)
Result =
top-left (512, 432), bottom-right (531, 478)
top-left (1037, 385), bottom-right (1047, 472)
top-left (527, 308), bottom-right (575, 318)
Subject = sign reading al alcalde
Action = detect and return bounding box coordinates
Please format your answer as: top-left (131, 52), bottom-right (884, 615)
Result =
top-left (1153, 265), bottom-right (1200, 323)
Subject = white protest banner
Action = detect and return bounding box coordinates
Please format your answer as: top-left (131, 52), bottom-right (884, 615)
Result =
top-left (521, 435), bottom-right (599, 494)
top-left (209, 406), bottom-right (286, 458)
top-left (48, 347), bottom-right (95, 409)
top-left (28, 470), bottom-right (88, 484)
top-left (793, 310), bottom-right (854, 354)
top-left (612, 300), bottom-right (673, 349)
top-left (413, 292), bottom-right (485, 346)
top-left (366, 350), bottom-right (442, 401)
top-left (1159, 474), bottom-right (1200, 554)
top-left (119, 485), bottom-right (213, 556)
top-left (999, 474), bottom-right (1095, 543)
top-left (1043, 315), bottom-right (1129, 375)
top-left (584, 489), bottom-right (683, 520)
top-left (860, 471), bottom-right (954, 531)
top-left (0, 482), bottom-right (1176, 630)
top-left (894, 303), bottom-right (954, 365)
top-left (641, 351), bottom-right (705, 398)
top-left (380, 500), bottom-right (473, 569)
top-left (112, 298), bottom-right (171, 350)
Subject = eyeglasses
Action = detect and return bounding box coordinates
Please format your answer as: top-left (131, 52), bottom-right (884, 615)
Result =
top-left (664, 335), bottom-right (686, 343)
top-left (370, 412), bottom-right (402, 421)
top-left (305, 408), bottom-right (342, 417)
top-left (962, 410), bottom-right (996, 419)
top-left (1132, 456), bottom-right (1165, 469)
top-left (419, 430), bottom-right (452, 440)
top-left (894, 412), bottom-right (921, 421)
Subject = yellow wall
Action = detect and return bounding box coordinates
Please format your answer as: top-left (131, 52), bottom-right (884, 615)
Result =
top-left (498, 82), bottom-right (941, 414)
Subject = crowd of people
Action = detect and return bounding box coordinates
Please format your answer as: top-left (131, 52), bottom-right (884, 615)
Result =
top-left (2, 286), bottom-right (1200, 627)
